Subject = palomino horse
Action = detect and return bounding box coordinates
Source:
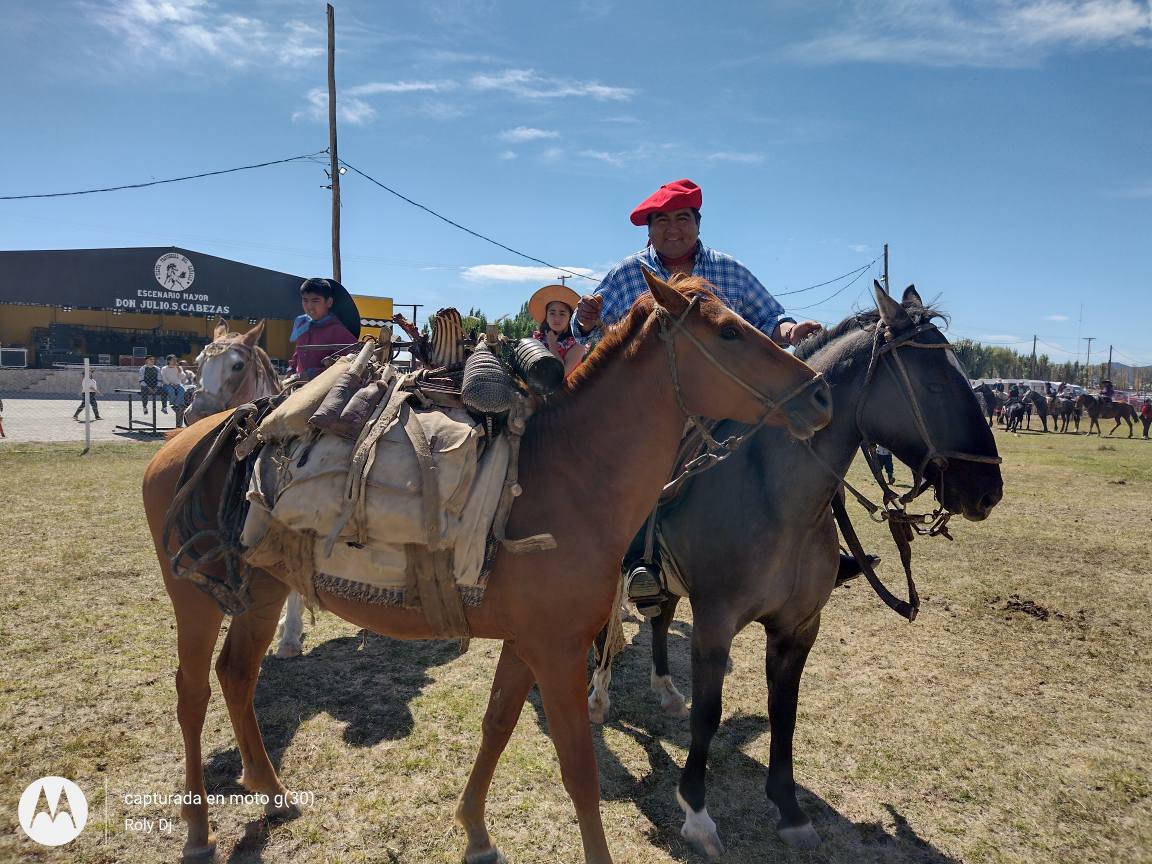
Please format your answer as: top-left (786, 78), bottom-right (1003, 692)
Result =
top-left (1048, 394), bottom-right (1081, 432)
top-left (183, 321), bottom-right (281, 426)
top-left (183, 320), bottom-right (316, 658)
top-left (143, 273), bottom-right (833, 864)
top-left (588, 285), bottom-right (1003, 857)
top-left (1077, 394), bottom-right (1137, 437)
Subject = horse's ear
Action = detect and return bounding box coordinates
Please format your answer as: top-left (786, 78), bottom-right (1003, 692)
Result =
top-left (643, 268), bottom-right (689, 316)
top-left (874, 281), bottom-right (912, 329)
top-left (241, 320), bottom-right (265, 347)
top-left (901, 284), bottom-right (924, 308)
top-left (212, 319), bottom-right (229, 340)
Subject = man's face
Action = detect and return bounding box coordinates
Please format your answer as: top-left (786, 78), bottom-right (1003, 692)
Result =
top-left (648, 208), bottom-right (699, 260)
top-left (301, 292), bottom-right (335, 321)
top-left (145, 357), bottom-right (155, 366)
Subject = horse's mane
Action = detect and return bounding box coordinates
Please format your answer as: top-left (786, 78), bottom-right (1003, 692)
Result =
top-left (793, 298), bottom-right (948, 363)
top-left (563, 275), bottom-right (718, 394)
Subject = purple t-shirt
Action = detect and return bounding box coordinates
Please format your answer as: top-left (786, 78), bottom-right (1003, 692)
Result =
top-left (290, 317), bottom-right (357, 377)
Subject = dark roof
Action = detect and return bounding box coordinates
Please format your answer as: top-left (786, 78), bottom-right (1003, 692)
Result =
top-left (0, 247), bottom-right (307, 319)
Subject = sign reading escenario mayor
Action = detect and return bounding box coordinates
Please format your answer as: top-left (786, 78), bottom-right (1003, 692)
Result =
top-left (113, 252), bottom-right (232, 316)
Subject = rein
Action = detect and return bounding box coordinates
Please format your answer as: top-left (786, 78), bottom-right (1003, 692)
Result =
top-left (654, 295), bottom-right (824, 495)
top-left (805, 317), bottom-right (1001, 621)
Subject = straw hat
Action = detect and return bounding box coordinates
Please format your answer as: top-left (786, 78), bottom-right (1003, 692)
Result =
top-left (528, 284), bottom-right (581, 325)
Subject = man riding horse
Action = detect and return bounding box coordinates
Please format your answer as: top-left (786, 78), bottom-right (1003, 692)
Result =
top-left (570, 179), bottom-right (856, 613)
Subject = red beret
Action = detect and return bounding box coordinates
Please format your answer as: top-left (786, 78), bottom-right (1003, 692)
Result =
top-left (629, 179), bottom-right (702, 226)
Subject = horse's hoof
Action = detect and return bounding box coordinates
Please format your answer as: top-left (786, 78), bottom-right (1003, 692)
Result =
top-left (588, 699), bottom-right (609, 725)
top-left (264, 800), bottom-right (302, 821)
top-left (677, 790), bottom-right (724, 860)
top-left (274, 642), bottom-right (302, 658)
top-left (661, 694), bottom-right (690, 719)
top-left (182, 840), bottom-right (217, 862)
top-left (778, 821), bottom-right (821, 849)
top-left (464, 848), bottom-right (507, 864)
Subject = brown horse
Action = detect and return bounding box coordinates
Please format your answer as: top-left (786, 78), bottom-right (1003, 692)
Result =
top-left (1077, 394), bottom-right (1136, 438)
top-left (143, 273), bottom-right (832, 864)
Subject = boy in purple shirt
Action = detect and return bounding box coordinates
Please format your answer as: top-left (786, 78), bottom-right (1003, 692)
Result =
top-left (289, 278), bottom-right (361, 379)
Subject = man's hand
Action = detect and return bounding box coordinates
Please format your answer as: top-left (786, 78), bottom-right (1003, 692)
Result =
top-left (780, 320), bottom-right (822, 347)
top-left (574, 294), bottom-right (603, 334)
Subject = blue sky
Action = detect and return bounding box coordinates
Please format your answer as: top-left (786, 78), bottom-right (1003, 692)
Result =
top-left (2, 0), bottom-right (1149, 368)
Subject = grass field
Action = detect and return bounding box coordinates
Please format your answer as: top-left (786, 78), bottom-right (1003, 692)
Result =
top-left (1, 430), bottom-right (1150, 864)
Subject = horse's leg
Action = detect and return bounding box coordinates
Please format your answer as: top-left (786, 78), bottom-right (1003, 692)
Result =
top-left (588, 624), bottom-right (613, 725)
top-left (529, 642), bottom-right (613, 864)
top-left (457, 641), bottom-right (536, 864)
top-left (273, 591), bottom-right (305, 658)
top-left (650, 596), bottom-right (688, 718)
top-left (763, 618), bottom-right (821, 849)
top-left (166, 576), bottom-right (225, 860)
top-left (676, 616), bottom-right (736, 860)
top-left (215, 570), bottom-right (296, 815)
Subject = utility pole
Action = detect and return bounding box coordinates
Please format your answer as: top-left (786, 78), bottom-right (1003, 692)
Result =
top-left (1106, 345), bottom-right (1113, 383)
top-left (327, 3), bottom-right (341, 283)
top-left (1030, 335), bottom-right (1037, 379)
top-left (558, 275), bottom-right (569, 286)
top-left (882, 243), bottom-right (889, 294)
top-left (1083, 336), bottom-right (1095, 386)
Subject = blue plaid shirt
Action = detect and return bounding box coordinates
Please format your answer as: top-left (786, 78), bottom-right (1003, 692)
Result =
top-left (573, 242), bottom-right (789, 344)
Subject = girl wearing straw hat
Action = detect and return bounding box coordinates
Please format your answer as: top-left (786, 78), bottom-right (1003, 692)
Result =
top-left (527, 283), bottom-right (586, 378)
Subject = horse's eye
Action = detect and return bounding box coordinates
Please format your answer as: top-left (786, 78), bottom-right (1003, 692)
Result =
top-left (232, 361), bottom-right (244, 372)
top-left (720, 325), bottom-right (741, 341)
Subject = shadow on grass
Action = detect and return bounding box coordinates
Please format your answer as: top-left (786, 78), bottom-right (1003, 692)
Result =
top-left (528, 619), bottom-right (962, 864)
top-left (202, 631), bottom-right (457, 863)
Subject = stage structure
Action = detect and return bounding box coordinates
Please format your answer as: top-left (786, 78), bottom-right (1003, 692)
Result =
top-left (0, 247), bottom-right (391, 368)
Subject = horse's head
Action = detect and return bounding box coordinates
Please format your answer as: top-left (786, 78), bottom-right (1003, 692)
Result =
top-left (640, 270), bottom-right (831, 439)
top-left (858, 283), bottom-right (1003, 521)
top-left (184, 320), bottom-right (279, 424)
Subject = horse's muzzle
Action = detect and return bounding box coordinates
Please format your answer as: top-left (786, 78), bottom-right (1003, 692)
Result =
top-left (782, 375), bottom-right (833, 440)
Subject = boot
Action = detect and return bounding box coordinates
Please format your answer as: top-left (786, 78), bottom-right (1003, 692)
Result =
top-left (836, 552), bottom-right (881, 587)
top-left (625, 564), bottom-right (664, 618)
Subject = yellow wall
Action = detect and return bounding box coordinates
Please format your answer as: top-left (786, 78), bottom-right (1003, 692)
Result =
top-left (0, 305), bottom-right (296, 364)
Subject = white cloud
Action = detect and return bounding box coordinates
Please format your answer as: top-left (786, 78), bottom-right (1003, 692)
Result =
top-left (540, 147), bottom-right (566, 163)
top-left (292, 88), bottom-right (376, 125)
top-left (497, 150), bottom-right (518, 160)
top-left (347, 80), bottom-right (457, 96)
top-left (784, 0), bottom-right (1152, 69)
top-left (982, 333), bottom-right (1026, 342)
top-left (498, 126), bottom-right (560, 143)
top-left (704, 151), bottom-right (764, 164)
top-left (462, 264), bottom-right (601, 283)
top-left (86, 0), bottom-right (323, 70)
top-left (470, 68), bottom-right (635, 101)
top-left (848, 243), bottom-right (871, 253)
top-left (1045, 313), bottom-right (1071, 321)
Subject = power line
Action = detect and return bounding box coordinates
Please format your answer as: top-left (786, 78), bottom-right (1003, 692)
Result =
top-left (774, 260), bottom-right (877, 297)
top-left (338, 157), bottom-right (599, 283)
top-left (786, 266), bottom-right (871, 312)
top-left (0, 150), bottom-right (330, 200)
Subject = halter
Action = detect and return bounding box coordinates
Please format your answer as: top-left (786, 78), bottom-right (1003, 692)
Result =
top-left (192, 337), bottom-right (280, 416)
top-left (804, 315), bottom-right (1002, 621)
top-left (654, 294), bottom-right (825, 493)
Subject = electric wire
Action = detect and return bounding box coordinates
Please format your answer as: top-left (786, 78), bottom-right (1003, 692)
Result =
top-left (338, 157), bottom-right (599, 283)
top-left (786, 266), bottom-right (871, 312)
top-left (0, 150), bottom-right (331, 200)
top-left (774, 260), bottom-right (877, 297)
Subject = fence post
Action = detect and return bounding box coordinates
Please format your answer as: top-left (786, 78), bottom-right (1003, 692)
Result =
top-left (82, 358), bottom-right (91, 455)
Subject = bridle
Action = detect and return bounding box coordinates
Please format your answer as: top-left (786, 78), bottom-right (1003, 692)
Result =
top-left (191, 338), bottom-right (280, 416)
top-left (805, 315), bottom-right (1002, 621)
top-left (654, 293), bottom-right (826, 493)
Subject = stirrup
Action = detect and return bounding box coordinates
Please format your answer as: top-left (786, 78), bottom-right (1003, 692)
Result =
top-left (626, 564), bottom-right (662, 599)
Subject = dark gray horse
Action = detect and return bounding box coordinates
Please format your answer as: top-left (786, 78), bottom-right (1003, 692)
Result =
top-left (972, 382), bottom-right (1004, 426)
top-left (1004, 398), bottom-right (1026, 433)
top-left (1048, 394), bottom-right (1081, 432)
top-left (1022, 389), bottom-right (1049, 431)
top-left (589, 284), bottom-right (1003, 858)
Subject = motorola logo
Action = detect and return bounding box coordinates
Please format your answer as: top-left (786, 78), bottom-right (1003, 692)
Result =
top-left (18, 776), bottom-right (88, 846)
